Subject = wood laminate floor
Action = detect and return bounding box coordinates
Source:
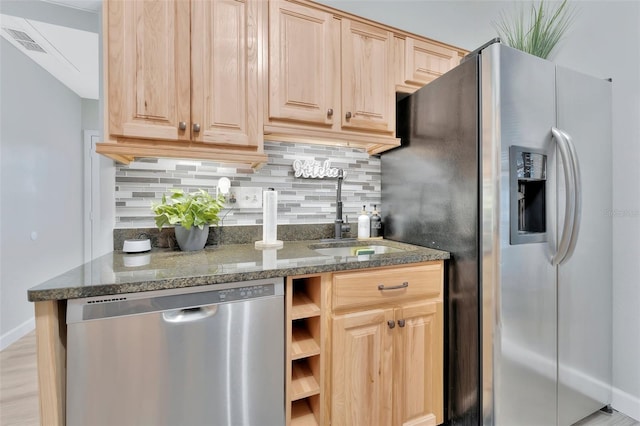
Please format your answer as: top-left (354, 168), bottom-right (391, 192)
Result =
top-left (0, 331), bottom-right (39, 426)
top-left (0, 331), bottom-right (638, 426)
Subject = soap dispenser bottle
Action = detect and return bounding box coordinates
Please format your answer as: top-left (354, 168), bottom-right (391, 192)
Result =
top-left (370, 204), bottom-right (382, 237)
top-left (357, 205), bottom-right (370, 239)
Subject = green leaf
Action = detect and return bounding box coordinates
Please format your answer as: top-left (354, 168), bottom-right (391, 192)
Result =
top-left (493, 0), bottom-right (577, 59)
top-left (151, 188), bottom-right (226, 231)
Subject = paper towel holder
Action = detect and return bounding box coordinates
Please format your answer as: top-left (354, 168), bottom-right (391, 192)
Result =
top-left (255, 188), bottom-right (283, 249)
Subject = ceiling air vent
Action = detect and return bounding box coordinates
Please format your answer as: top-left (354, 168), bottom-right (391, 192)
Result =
top-left (3, 27), bottom-right (46, 53)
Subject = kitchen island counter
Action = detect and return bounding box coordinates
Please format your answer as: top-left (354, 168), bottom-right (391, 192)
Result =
top-left (28, 239), bottom-right (449, 302)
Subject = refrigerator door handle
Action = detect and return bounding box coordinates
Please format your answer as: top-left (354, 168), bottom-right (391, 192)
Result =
top-left (562, 128), bottom-right (582, 263)
top-left (551, 127), bottom-right (577, 265)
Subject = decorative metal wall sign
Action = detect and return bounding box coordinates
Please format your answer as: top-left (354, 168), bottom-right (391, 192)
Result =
top-left (292, 159), bottom-right (344, 178)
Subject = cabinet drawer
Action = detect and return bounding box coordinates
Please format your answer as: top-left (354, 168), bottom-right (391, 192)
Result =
top-left (332, 262), bottom-right (443, 311)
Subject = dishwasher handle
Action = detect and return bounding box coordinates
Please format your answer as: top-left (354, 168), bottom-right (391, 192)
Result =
top-left (162, 305), bottom-right (218, 323)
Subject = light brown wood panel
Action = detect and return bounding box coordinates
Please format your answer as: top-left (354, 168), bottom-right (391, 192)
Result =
top-left (404, 37), bottom-right (459, 86)
top-left (394, 301), bottom-right (444, 426)
top-left (292, 292), bottom-right (321, 320)
top-left (340, 18), bottom-right (394, 134)
top-left (292, 320), bottom-right (321, 360)
top-left (291, 358), bottom-right (321, 401)
top-left (286, 274), bottom-right (328, 425)
top-left (291, 398), bottom-right (319, 426)
top-left (191, 0), bottom-right (262, 147)
top-left (34, 301), bottom-right (66, 426)
top-left (107, 0), bottom-right (190, 141)
top-left (404, 413), bottom-right (437, 426)
top-left (331, 308), bottom-right (394, 426)
top-left (268, 0), bottom-right (336, 126)
top-left (332, 262), bottom-right (443, 311)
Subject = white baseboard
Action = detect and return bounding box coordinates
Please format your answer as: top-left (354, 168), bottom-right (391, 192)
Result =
top-left (0, 317), bottom-right (35, 351)
top-left (613, 387), bottom-right (640, 422)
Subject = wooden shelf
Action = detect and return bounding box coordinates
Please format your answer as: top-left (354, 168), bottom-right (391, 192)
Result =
top-left (291, 326), bottom-right (321, 360)
top-left (291, 399), bottom-right (319, 426)
top-left (291, 292), bottom-right (321, 320)
top-left (291, 361), bottom-right (320, 401)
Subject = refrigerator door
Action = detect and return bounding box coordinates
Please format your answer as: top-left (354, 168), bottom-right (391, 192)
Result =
top-left (481, 44), bottom-right (558, 426)
top-left (556, 67), bottom-right (613, 425)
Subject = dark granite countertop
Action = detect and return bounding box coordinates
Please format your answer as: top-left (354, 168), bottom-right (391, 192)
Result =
top-left (27, 239), bottom-right (449, 302)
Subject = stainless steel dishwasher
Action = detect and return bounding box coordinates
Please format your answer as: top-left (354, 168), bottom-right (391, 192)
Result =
top-left (66, 278), bottom-right (285, 426)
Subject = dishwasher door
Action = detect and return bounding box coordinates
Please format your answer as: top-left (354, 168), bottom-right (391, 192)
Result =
top-left (66, 278), bottom-right (285, 426)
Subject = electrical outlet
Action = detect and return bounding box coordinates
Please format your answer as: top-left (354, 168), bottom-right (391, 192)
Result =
top-left (225, 187), bottom-right (263, 209)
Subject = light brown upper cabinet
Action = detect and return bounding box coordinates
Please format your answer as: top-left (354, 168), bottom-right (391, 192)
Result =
top-left (395, 35), bottom-right (461, 93)
top-left (340, 19), bottom-right (395, 134)
top-left (98, 0), bottom-right (267, 167)
top-left (268, 0), bottom-right (336, 127)
top-left (266, 0), bottom-right (399, 155)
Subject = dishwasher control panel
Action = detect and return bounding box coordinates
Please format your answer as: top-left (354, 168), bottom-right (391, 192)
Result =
top-left (67, 278), bottom-right (285, 323)
top-left (218, 284), bottom-right (274, 302)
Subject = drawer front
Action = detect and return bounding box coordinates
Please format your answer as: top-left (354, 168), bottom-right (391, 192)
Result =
top-left (332, 262), bottom-right (443, 310)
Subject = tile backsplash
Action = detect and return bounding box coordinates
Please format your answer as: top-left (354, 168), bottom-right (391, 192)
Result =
top-left (115, 141), bottom-right (381, 229)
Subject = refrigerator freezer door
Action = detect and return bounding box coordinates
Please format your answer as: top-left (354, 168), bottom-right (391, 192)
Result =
top-left (556, 67), bottom-right (613, 425)
top-left (481, 44), bottom-right (558, 426)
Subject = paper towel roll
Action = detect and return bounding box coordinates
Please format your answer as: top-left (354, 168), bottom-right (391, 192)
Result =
top-left (255, 189), bottom-right (283, 249)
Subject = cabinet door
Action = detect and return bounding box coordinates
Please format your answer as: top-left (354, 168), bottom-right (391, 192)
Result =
top-left (332, 308), bottom-right (394, 426)
top-left (107, 0), bottom-right (191, 141)
top-left (341, 19), bottom-right (394, 133)
top-left (191, 0), bottom-right (262, 147)
top-left (268, 0), bottom-right (336, 126)
top-left (403, 38), bottom-right (459, 86)
top-left (394, 301), bottom-right (444, 426)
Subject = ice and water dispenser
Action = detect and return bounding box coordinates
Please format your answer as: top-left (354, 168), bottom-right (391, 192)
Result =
top-left (509, 146), bottom-right (547, 245)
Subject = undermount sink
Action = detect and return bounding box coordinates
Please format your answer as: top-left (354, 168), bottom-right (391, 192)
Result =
top-left (312, 245), bottom-right (404, 257)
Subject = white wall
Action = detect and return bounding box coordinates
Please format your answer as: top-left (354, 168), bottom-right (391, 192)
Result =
top-left (318, 0), bottom-right (640, 419)
top-left (0, 37), bottom-right (85, 348)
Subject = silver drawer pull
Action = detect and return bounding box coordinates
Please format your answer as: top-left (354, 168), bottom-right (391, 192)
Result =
top-left (378, 282), bottom-right (409, 291)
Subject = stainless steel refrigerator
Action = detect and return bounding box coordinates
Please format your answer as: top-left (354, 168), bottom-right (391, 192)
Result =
top-left (381, 40), bottom-right (612, 426)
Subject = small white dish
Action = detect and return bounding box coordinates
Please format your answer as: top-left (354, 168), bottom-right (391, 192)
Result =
top-left (123, 239), bottom-right (151, 253)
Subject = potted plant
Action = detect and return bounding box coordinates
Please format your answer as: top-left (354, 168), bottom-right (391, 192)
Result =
top-left (494, 0), bottom-right (576, 60)
top-left (152, 189), bottom-right (225, 251)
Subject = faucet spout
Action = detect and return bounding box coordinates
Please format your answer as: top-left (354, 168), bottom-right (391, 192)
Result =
top-left (334, 169), bottom-right (350, 239)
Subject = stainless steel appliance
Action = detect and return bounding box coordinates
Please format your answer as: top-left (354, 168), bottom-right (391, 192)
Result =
top-left (67, 278), bottom-right (285, 426)
top-left (382, 40), bottom-right (612, 425)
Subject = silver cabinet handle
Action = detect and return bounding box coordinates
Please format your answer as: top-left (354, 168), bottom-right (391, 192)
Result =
top-left (345, 111), bottom-right (352, 119)
top-left (327, 108), bottom-right (333, 117)
top-left (387, 320), bottom-right (396, 329)
top-left (178, 121), bottom-right (187, 131)
top-left (193, 123), bottom-right (201, 133)
top-left (378, 282), bottom-right (409, 291)
top-left (398, 319), bottom-right (406, 328)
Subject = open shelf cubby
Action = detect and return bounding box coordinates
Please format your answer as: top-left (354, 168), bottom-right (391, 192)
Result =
top-left (286, 275), bottom-right (326, 426)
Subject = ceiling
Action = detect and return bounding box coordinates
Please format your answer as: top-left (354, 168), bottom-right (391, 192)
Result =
top-left (0, 0), bottom-right (100, 99)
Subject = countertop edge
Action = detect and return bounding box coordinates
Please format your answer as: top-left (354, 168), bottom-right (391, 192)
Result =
top-left (28, 242), bottom-right (449, 302)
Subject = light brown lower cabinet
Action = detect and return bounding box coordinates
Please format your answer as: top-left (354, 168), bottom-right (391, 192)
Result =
top-left (329, 262), bottom-right (444, 426)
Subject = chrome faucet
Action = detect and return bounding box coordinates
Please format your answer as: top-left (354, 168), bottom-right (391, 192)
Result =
top-left (334, 169), bottom-right (351, 239)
